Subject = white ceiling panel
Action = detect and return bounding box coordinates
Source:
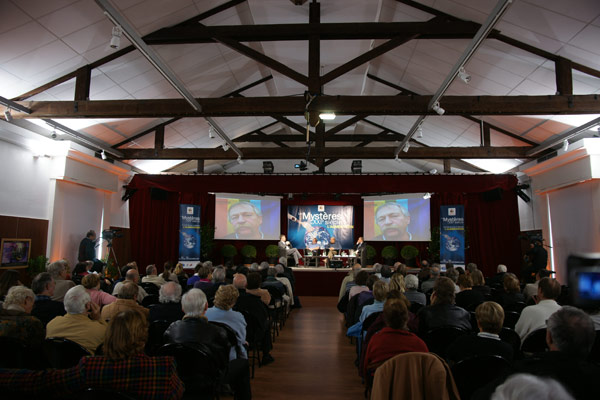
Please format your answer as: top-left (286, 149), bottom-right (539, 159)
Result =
top-left (522, 0), bottom-right (600, 24)
top-left (13, 0), bottom-right (79, 20)
top-left (37, 0), bottom-right (105, 38)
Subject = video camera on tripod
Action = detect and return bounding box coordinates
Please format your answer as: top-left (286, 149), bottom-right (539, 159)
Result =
top-left (101, 229), bottom-right (123, 241)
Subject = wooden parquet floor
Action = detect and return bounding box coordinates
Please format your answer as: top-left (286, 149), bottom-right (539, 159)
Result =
top-left (250, 296), bottom-right (365, 400)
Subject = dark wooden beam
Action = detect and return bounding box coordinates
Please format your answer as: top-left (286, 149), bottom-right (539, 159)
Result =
top-left (367, 73), bottom-right (418, 95)
top-left (308, 1), bottom-right (321, 94)
top-left (154, 125), bottom-right (164, 150)
top-left (555, 57), bottom-right (573, 96)
top-left (113, 118), bottom-right (181, 149)
top-left (74, 66), bottom-right (91, 101)
top-left (144, 21), bottom-right (481, 44)
top-left (325, 115), bottom-right (368, 136)
top-left (271, 116), bottom-right (310, 135)
top-left (482, 123), bottom-right (491, 147)
top-left (237, 134), bottom-right (412, 142)
top-left (443, 159), bottom-right (452, 173)
top-left (197, 159), bottom-right (205, 173)
top-left (232, 121), bottom-right (280, 142)
top-left (223, 75), bottom-right (273, 97)
top-left (17, 95), bottom-right (600, 119)
top-left (119, 146), bottom-right (532, 160)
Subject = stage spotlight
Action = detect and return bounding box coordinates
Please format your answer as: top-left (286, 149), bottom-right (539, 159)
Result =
top-left (351, 160), bottom-right (362, 174)
top-left (423, 192), bottom-right (432, 199)
top-left (3, 108), bottom-right (12, 122)
top-left (208, 125), bottom-right (215, 139)
top-left (402, 142), bottom-right (410, 153)
top-left (100, 150), bottom-right (107, 160)
top-left (110, 26), bottom-right (122, 49)
top-left (458, 67), bottom-right (471, 83)
top-left (562, 140), bottom-right (569, 152)
top-left (394, 155), bottom-right (402, 163)
top-left (237, 156), bottom-right (244, 164)
top-left (263, 161), bottom-right (274, 174)
top-left (416, 125), bottom-right (423, 139)
top-left (432, 102), bottom-right (445, 115)
top-left (294, 161), bottom-right (307, 171)
top-left (222, 143), bottom-right (230, 151)
top-left (429, 168), bottom-right (438, 174)
top-left (319, 112), bottom-right (336, 120)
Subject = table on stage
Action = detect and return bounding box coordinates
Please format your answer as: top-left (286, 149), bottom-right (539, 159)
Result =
top-left (301, 250), bottom-right (357, 268)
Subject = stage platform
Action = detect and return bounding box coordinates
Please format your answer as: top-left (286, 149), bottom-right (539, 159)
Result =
top-left (291, 267), bottom-right (352, 297)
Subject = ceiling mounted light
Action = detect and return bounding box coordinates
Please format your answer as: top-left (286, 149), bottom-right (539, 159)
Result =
top-left (429, 168), bottom-right (438, 174)
top-left (319, 112), bottom-right (336, 121)
top-left (263, 161), bottom-right (274, 174)
top-left (110, 26), bottom-right (122, 49)
top-left (458, 67), bottom-right (471, 83)
top-left (562, 140), bottom-right (569, 152)
top-left (432, 102), bottom-right (445, 116)
top-left (295, 161), bottom-right (307, 171)
top-left (208, 125), bottom-right (215, 139)
top-left (423, 193), bottom-right (432, 199)
top-left (237, 156), bottom-right (244, 164)
top-left (416, 125), bottom-right (423, 139)
top-left (402, 142), bottom-right (410, 153)
top-left (3, 108), bottom-right (12, 122)
top-left (394, 155), bottom-right (402, 163)
top-left (222, 143), bottom-right (230, 151)
top-left (100, 150), bottom-right (108, 160)
top-left (351, 160), bottom-right (362, 174)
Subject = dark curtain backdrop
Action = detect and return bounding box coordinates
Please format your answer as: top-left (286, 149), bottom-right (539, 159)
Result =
top-left (128, 174), bottom-right (521, 278)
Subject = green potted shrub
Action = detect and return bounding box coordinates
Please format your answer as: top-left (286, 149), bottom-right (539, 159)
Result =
top-left (401, 245), bottom-right (419, 267)
top-left (265, 244), bottom-right (279, 265)
top-left (365, 245), bottom-right (377, 267)
top-left (28, 255), bottom-right (48, 278)
top-left (221, 244), bottom-right (237, 264)
top-left (240, 244), bottom-right (257, 265)
top-left (200, 224), bottom-right (215, 262)
top-left (427, 226), bottom-right (441, 263)
top-left (381, 245), bottom-right (398, 265)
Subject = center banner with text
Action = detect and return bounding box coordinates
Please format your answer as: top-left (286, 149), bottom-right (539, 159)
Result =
top-left (440, 205), bottom-right (465, 266)
top-left (178, 204), bottom-right (201, 268)
top-left (287, 205), bottom-right (354, 249)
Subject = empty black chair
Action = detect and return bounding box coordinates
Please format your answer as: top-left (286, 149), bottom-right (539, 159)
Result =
top-left (44, 337), bottom-right (91, 368)
top-left (140, 282), bottom-right (160, 296)
top-left (451, 355), bottom-right (513, 400)
top-left (157, 342), bottom-right (223, 399)
top-left (78, 388), bottom-right (137, 400)
top-left (409, 302), bottom-right (424, 315)
top-left (521, 328), bottom-right (548, 354)
top-left (141, 294), bottom-right (160, 308)
top-left (0, 336), bottom-right (32, 368)
top-left (236, 309), bottom-right (263, 378)
top-left (469, 312), bottom-right (479, 333)
top-left (362, 311), bottom-right (382, 334)
top-left (503, 311), bottom-right (520, 330)
top-left (422, 326), bottom-right (469, 359)
top-left (589, 330), bottom-right (600, 364)
top-left (209, 320), bottom-right (242, 358)
top-left (145, 319), bottom-right (171, 356)
top-left (499, 327), bottom-right (522, 360)
top-left (504, 301), bottom-right (526, 313)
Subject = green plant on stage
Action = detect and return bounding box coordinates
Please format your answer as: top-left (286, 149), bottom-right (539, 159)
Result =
top-left (427, 226), bottom-right (441, 263)
top-left (201, 224), bottom-right (216, 261)
top-left (221, 244), bottom-right (238, 259)
top-left (28, 255), bottom-right (48, 277)
top-left (365, 245), bottom-right (377, 260)
top-left (241, 245), bottom-right (257, 259)
top-left (265, 244), bottom-right (279, 258)
top-left (400, 245), bottom-right (419, 260)
top-left (382, 246), bottom-right (399, 262)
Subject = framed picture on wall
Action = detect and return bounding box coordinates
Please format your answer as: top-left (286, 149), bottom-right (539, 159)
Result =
top-left (1, 238), bottom-right (32, 267)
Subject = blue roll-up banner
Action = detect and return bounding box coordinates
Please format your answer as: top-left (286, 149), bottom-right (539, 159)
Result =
top-left (287, 205), bottom-right (354, 249)
top-left (440, 205), bottom-right (465, 266)
top-left (179, 204), bottom-right (201, 268)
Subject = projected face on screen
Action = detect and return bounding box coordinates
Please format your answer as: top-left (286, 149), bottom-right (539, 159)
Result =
top-left (375, 202), bottom-right (412, 241)
top-left (228, 201), bottom-right (263, 239)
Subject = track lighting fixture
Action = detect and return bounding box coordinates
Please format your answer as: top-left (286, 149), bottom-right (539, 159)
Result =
top-left (429, 169), bottom-right (438, 175)
top-left (458, 67), bottom-right (471, 83)
top-left (110, 26), bottom-right (122, 49)
top-left (319, 112), bottom-right (336, 120)
top-left (432, 102), bottom-right (445, 116)
top-left (417, 125), bottom-right (423, 139)
top-left (100, 150), bottom-right (107, 160)
top-left (423, 193), bottom-right (432, 199)
top-left (208, 125), bottom-right (215, 139)
top-left (562, 140), bottom-right (569, 152)
top-left (402, 142), bottom-right (410, 153)
top-left (222, 143), bottom-right (230, 151)
top-left (3, 108), bottom-right (12, 122)
top-left (237, 156), bottom-right (243, 164)
top-left (394, 155), bottom-right (401, 163)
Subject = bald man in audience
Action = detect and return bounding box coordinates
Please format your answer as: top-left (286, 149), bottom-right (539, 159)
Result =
top-left (112, 269), bottom-right (148, 303)
top-left (101, 282), bottom-right (149, 322)
top-left (141, 264), bottom-right (166, 287)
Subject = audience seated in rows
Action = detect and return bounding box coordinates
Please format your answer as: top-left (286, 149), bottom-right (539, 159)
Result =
top-left (470, 269), bottom-right (491, 297)
top-left (164, 288), bottom-right (251, 400)
top-left (349, 270), bottom-right (370, 299)
top-left (337, 263), bottom-right (361, 301)
top-left (417, 277), bottom-right (471, 334)
top-left (364, 297), bottom-right (428, 376)
top-left (0, 309), bottom-right (184, 399)
top-left (82, 274), bottom-right (116, 308)
top-left (101, 282), bottom-right (149, 322)
top-left (359, 281), bottom-right (389, 324)
top-left (495, 273), bottom-right (525, 308)
top-left (149, 282), bottom-right (184, 323)
top-left (205, 285), bottom-right (248, 361)
top-left (192, 265), bottom-right (213, 292)
top-left (159, 261), bottom-right (179, 283)
top-left (187, 262), bottom-right (210, 287)
top-left (404, 274), bottom-right (426, 306)
top-left (31, 272), bottom-right (66, 327)
top-left (515, 277), bottom-right (561, 340)
top-left (47, 260), bottom-right (75, 302)
top-left (446, 301), bottom-right (513, 364)
top-left (522, 269), bottom-right (552, 301)
top-left (446, 268), bottom-right (460, 293)
top-left (262, 268), bottom-right (288, 302)
top-left (455, 274), bottom-right (484, 311)
top-left (420, 264), bottom-right (440, 293)
top-left (487, 264), bottom-right (508, 287)
top-left (0, 286), bottom-right (44, 349)
top-left (142, 264), bottom-right (167, 288)
top-left (246, 272), bottom-right (271, 305)
top-left (46, 285), bottom-right (106, 355)
top-left (491, 373), bottom-right (574, 400)
top-left (112, 269), bottom-right (148, 303)
top-left (274, 264), bottom-right (294, 307)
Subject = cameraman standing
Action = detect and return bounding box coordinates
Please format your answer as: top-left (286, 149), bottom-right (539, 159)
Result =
top-left (78, 230), bottom-right (103, 273)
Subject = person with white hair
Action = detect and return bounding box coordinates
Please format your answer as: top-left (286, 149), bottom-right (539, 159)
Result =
top-left (487, 264), bottom-right (508, 287)
top-left (0, 286), bottom-right (44, 349)
top-left (47, 260), bottom-right (75, 302)
top-left (274, 264), bottom-right (294, 306)
top-left (46, 285), bottom-right (107, 354)
top-left (491, 374), bottom-right (574, 400)
top-left (149, 281), bottom-right (184, 323)
top-left (403, 274), bottom-right (426, 306)
top-left (164, 288), bottom-right (252, 400)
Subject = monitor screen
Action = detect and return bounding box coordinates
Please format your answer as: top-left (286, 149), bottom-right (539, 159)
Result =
top-left (214, 193), bottom-right (281, 240)
top-left (363, 194), bottom-right (431, 241)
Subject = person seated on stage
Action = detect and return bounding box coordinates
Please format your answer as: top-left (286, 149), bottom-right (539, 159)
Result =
top-left (0, 286), bottom-right (44, 350)
top-left (278, 235), bottom-right (302, 266)
top-left (515, 277), bottom-right (562, 341)
top-left (306, 238), bottom-right (321, 267)
top-left (274, 264), bottom-right (294, 307)
top-left (338, 263), bottom-right (362, 301)
top-left (446, 301), bottom-right (513, 364)
top-left (245, 272), bottom-right (271, 305)
top-left (112, 269), bottom-right (148, 303)
top-left (46, 285), bottom-right (107, 355)
top-left (82, 274), bottom-right (117, 308)
top-left (47, 260), bottom-right (75, 302)
top-left (455, 274), bottom-right (484, 311)
top-left (325, 237), bottom-right (342, 267)
top-left (349, 270), bottom-right (370, 300)
top-left (417, 277), bottom-right (471, 335)
top-left (164, 288), bottom-right (251, 400)
top-left (363, 298), bottom-right (428, 377)
top-left (471, 269), bottom-right (491, 297)
top-left (206, 285), bottom-right (248, 361)
top-left (141, 265), bottom-right (167, 288)
top-left (149, 282), bottom-right (184, 323)
top-left (31, 272), bottom-right (66, 327)
top-left (101, 282), bottom-right (149, 322)
top-left (404, 274), bottom-right (426, 306)
top-left (0, 309), bottom-right (184, 400)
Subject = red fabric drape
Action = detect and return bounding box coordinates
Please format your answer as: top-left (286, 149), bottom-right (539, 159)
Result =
top-left (127, 174), bottom-right (521, 277)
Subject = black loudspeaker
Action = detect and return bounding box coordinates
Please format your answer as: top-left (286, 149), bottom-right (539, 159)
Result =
top-left (329, 260), bottom-right (343, 269)
top-left (482, 188), bottom-right (503, 202)
top-left (150, 188), bottom-right (168, 201)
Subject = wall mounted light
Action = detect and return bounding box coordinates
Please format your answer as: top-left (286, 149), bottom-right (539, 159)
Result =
top-left (319, 112), bottom-right (336, 120)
